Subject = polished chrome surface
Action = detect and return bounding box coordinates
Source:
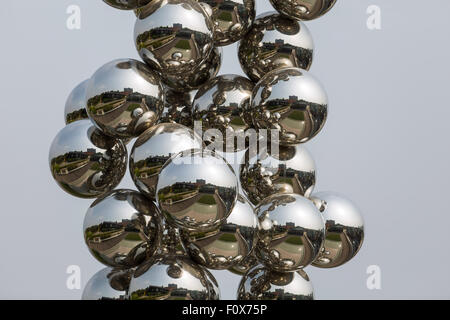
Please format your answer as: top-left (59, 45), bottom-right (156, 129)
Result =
top-left (82, 267), bottom-right (128, 300)
top-left (134, 0), bottom-right (214, 75)
top-left (238, 12), bottom-right (314, 83)
top-left (192, 74), bottom-right (254, 150)
top-left (269, 0), bottom-right (337, 21)
top-left (160, 46), bottom-right (222, 92)
top-left (86, 58), bottom-right (164, 139)
top-left (237, 265), bottom-right (314, 300)
top-left (251, 67), bottom-right (328, 146)
top-left (241, 144), bottom-right (316, 205)
top-left (156, 149), bottom-right (238, 232)
top-left (311, 191), bottom-right (364, 268)
top-left (182, 195), bottom-right (258, 270)
top-left (108, 268), bottom-right (135, 292)
top-left (197, 0), bottom-right (255, 46)
top-left (129, 253), bottom-right (220, 300)
top-left (83, 189), bottom-right (162, 268)
top-left (103, 0), bottom-right (154, 10)
top-left (49, 120), bottom-right (127, 198)
top-left (228, 252), bottom-right (258, 275)
top-left (255, 193), bottom-right (324, 272)
top-left (64, 79), bottom-right (89, 124)
top-left (159, 88), bottom-right (196, 126)
top-left (130, 123), bottom-right (203, 199)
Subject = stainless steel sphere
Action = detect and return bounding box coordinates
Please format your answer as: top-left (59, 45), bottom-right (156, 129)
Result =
top-left (182, 195), bottom-right (258, 270)
top-left (159, 88), bottom-right (196, 126)
top-left (130, 123), bottom-right (203, 199)
top-left (251, 67), bottom-right (328, 146)
top-left (129, 254), bottom-right (220, 300)
top-left (311, 192), bottom-right (364, 268)
top-left (82, 268), bottom-right (128, 300)
top-left (85, 59), bottom-right (164, 139)
top-left (160, 46), bottom-right (222, 92)
top-left (49, 120), bottom-right (127, 198)
top-left (255, 193), bottom-right (325, 272)
top-left (65, 79), bottom-right (89, 124)
top-left (156, 149), bottom-right (238, 232)
top-left (103, 0), bottom-right (154, 10)
top-left (269, 0), bottom-right (337, 21)
top-left (237, 265), bottom-right (314, 300)
top-left (192, 74), bottom-right (254, 150)
top-left (240, 144), bottom-right (316, 205)
top-left (83, 189), bottom-right (162, 268)
top-left (197, 0), bottom-right (256, 46)
top-left (134, 0), bottom-right (215, 75)
top-left (238, 12), bottom-right (314, 83)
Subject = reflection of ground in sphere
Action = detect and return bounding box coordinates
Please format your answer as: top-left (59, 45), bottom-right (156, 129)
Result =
top-left (238, 12), bottom-right (314, 82)
top-left (82, 267), bottom-right (128, 300)
top-left (156, 149), bottom-right (238, 232)
top-left (129, 254), bottom-right (220, 300)
top-left (49, 120), bottom-right (127, 198)
top-left (237, 265), bottom-right (314, 300)
top-left (255, 193), bottom-right (325, 272)
top-left (269, 0), bottom-right (337, 21)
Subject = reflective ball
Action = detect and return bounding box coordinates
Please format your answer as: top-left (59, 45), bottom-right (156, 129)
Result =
top-left (159, 88), bottom-right (196, 126)
top-left (108, 268), bottom-right (135, 292)
top-left (182, 195), bottom-right (258, 270)
top-left (192, 74), bottom-right (254, 150)
top-left (240, 144), bottom-right (316, 205)
top-left (311, 192), bottom-right (364, 268)
top-left (103, 0), bottom-right (153, 10)
top-left (251, 67), bottom-right (328, 146)
top-left (238, 12), bottom-right (314, 83)
top-left (160, 46), bottom-right (222, 92)
top-left (49, 120), bottom-right (127, 198)
top-left (82, 267), bottom-right (128, 300)
top-left (255, 193), bottom-right (325, 272)
top-left (237, 265), bottom-right (314, 300)
top-left (83, 189), bottom-right (162, 268)
top-left (86, 59), bottom-right (164, 139)
top-left (65, 79), bottom-right (89, 124)
top-left (269, 0), bottom-right (337, 21)
top-left (130, 123), bottom-right (203, 199)
top-left (198, 0), bottom-right (256, 46)
top-left (134, 0), bottom-right (214, 75)
top-left (156, 149), bottom-right (238, 232)
top-left (129, 254), bottom-right (220, 300)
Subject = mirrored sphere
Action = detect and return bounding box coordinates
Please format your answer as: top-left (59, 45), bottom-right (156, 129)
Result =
top-left (238, 12), bottom-right (314, 83)
top-left (311, 192), bottom-right (364, 268)
top-left (134, 0), bottom-right (214, 75)
top-left (156, 149), bottom-right (238, 232)
top-left (86, 59), bottom-right (164, 139)
top-left (130, 123), bottom-right (204, 199)
top-left (49, 120), bottom-right (127, 198)
top-left (65, 79), bottom-right (89, 124)
top-left (182, 195), bottom-right (258, 270)
top-left (160, 46), bottom-right (222, 92)
top-left (251, 67), bottom-right (328, 146)
top-left (83, 189), bottom-right (163, 268)
top-left (82, 268), bottom-right (128, 300)
top-left (103, 0), bottom-right (154, 10)
top-left (129, 254), bottom-right (220, 300)
top-left (198, 0), bottom-right (256, 46)
top-left (192, 74), bottom-right (254, 150)
top-left (269, 0), bottom-right (337, 21)
top-left (237, 265), bottom-right (314, 300)
top-left (240, 144), bottom-right (316, 205)
top-left (159, 88), bottom-right (196, 126)
top-left (108, 268), bottom-right (135, 292)
top-left (255, 193), bottom-right (325, 272)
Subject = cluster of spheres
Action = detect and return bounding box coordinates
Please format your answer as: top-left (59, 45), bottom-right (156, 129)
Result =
top-left (50, 0), bottom-right (364, 300)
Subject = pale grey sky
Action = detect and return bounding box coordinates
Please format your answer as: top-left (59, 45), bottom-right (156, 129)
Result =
top-left (1, 0), bottom-right (450, 299)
